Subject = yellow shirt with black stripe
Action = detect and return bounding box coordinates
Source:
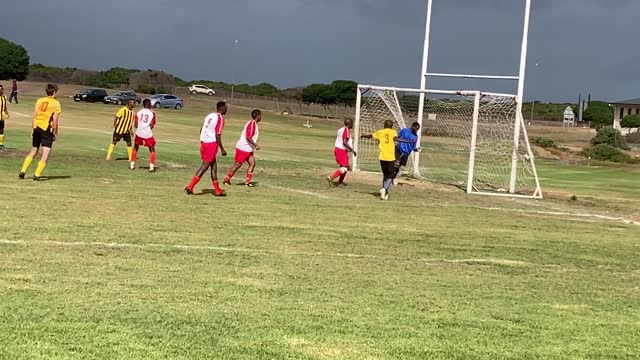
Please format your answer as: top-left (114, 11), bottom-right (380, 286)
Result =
top-left (34, 96), bottom-right (62, 131)
top-left (373, 128), bottom-right (398, 161)
top-left (114, 106), bottom-right (135, 134)
top-left (0, 95), bottom-right (7, 120)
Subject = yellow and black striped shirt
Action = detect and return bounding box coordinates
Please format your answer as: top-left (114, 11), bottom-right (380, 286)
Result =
top-left (0, 95), bottom-right (7, 120)
top-left (114, 106), bottom-right (135, 134)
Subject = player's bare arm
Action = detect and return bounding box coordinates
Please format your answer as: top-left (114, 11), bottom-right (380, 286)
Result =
top-left (361, 134), bottom-right (373, 139)
top-left (31, 105), bottom-right (38, 129)
top-left (247, 137), bottom-right (260, 151)
top-left (343, 138), bottom-right (356, 156)
top-left (52, 113), bottom-right (60, 137)
top-left (216, 134), bottom-right (227, 156)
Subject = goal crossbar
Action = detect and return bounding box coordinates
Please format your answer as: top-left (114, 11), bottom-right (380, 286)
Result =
top-left (358, 85), bottom-right (516, 100)
top-left (426, 73), bottom-right (520, 80)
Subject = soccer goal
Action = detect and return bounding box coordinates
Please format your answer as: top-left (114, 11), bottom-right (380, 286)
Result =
top-left (353, 85), bottom-right (541, 197)
top-left (352, 0), bottom-right (542, 199)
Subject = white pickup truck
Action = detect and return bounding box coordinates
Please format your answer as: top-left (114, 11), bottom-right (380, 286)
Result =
top-left (188, 85), bottom-right (215, 96)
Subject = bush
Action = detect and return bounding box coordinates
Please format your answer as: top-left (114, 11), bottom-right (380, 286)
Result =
top-left (621, 115), bottom-right (640, 131)
top-left (0, 38), bottom-right (30, 81)
top-left (591, 127), bottom-right (629, 150)
top-left (530, 136), bottom-right (557, 149)
top-left (583, 101), bottom-right (614, 128)
top-left (583, 144), bottom-right (636, 163)
top-left (625, 132), bottom-right (640, 144)
top-left (136, 84), bottom-right (157, 95)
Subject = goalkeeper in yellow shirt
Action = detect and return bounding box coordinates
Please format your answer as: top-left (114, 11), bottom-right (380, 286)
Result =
top-left (0, 84), bottom-right (9, 149)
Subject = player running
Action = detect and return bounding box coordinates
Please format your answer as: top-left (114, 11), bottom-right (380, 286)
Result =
top-left (106, 99), bottom-right (136, 161)
top-left (361, 120), bottom-right (400, 200)
top-left (19, 84), bottom-right (62, 180)
top-left (326, 118), bottom-right (356, 187)
top-left (130, 99), bottom-right (157, 172)
top-left (0, 84), bottom-right (8, 150)
top-left (185, 101), bottom-right (228, 196)
top-left (393, 121), bottom-right (421, 183)
top-left (223, 109), bottom-right (262, 187)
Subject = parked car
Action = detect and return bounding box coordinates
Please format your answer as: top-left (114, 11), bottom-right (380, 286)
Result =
top-left (104, 91), bottom-right (141, 105)
top-left (146, 94), bottom-right (184, 109)
top-left (74, 88), bottom-right (108, 103)
top-left (188, 84), bottom-right (215, 96)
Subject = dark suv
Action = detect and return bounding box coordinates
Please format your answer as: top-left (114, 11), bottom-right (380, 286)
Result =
top-left (74, 89), bottom-right (108, 103)
top-left (103, 91), bottom-right (141, 105)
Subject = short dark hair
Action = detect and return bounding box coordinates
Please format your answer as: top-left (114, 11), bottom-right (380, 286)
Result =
top-left (384, 120), bottom-right (394, 129)
top-left (412, 122), bottom-right (421, 128)
top-left (143, 99), bottom-right (151, 108)
top-left (251, 109), bottom-right (261, 119)
top-left (344, 118), bottom-right (353, 125)
top-left (216, 101), bottom-right (226, 111)
top-left (46, 84), bottom-right (59, 96)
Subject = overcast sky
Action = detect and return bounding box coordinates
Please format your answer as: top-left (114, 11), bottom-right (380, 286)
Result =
top-left (2, 0), bottom-right (638, 102)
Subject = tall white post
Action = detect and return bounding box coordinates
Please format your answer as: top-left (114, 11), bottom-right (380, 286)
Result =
top-left (413, 0), bottom-right (434, 178)
top-left (353, 87), bottom-right (363, 172)
top-left (466, 92), bottom-right (481, 193)
top-left (509, 0), bottom-right (532, 194)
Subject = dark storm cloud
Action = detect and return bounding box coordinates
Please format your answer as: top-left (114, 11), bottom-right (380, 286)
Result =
top-left (0, 0), bottom-right (637, 101)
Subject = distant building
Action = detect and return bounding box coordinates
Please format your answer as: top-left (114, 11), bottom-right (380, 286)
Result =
top-left (610, 98), bottom-right (640, 130)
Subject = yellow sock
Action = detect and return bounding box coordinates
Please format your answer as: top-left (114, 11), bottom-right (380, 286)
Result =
top-left (34, 161), bottom-right (47, 177)
top-left (0, 134), bottom-right (4, 145)
top-left (107, 144), bottom-right (115, 159)
top-left (127, 146), bottom-right (133, 161)
top-left (20, 156), bottom-right (33, 173)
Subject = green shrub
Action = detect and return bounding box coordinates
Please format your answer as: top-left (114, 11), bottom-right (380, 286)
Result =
top-left (591, 127), bottom-right (629, 150)
top-left (583, 101), bottom-right (614, 128)
top-left (583, 144), bottom-right (636, 163)
top-left (625, 132), bottom-right (640, 144)
top-left (136, 84), bottom-right (157, 95)
top-left (530, 136), bottom-right (557, 149)
top-left (621, 115), bottom-right (640, 131)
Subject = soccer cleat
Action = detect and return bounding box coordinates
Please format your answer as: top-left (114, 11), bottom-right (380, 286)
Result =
top-left (18, 172), bottom-right (25, 179)
top-left (184, 187), bottom-right (194, 195)
top-left (326, 176), bottom-right (336, 188)
top-left (245, 182), bottom-right (254, 188)
top-left (0, 144), bottom-right (5, 150)
top-left (33, 176), bottom-right (42, 182)
top-left (384, 192), bottom-right (390, 201)
top-left (214, 189), bottom-right (226, 197)
top-left (106, 156), bottom-right (112, 161)
top-left (149, 168), bottom-right (156, 173)
top-left (379, 188), bottom-right (386, 200)
top-left (223, 177), bottom-right (231, 186)
top-left (129, 162), bottom-right (135, 170)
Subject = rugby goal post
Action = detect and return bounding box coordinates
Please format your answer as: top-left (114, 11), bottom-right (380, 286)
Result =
top-left (352, 0), bottom-right (542, 199)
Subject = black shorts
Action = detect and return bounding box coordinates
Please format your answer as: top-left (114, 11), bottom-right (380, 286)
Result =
top-left (32, 127), bottom-right (54, 148)
top-left (380, 160), bottom-right (395, 179)
top-left (0, 120), bottom-right (4, 130)
top-left (395, 149), bottom-right (409, 167)
top-left (113, 132), bottom-right (132, 143)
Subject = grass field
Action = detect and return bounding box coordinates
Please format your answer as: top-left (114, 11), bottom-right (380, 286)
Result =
top-left (0, 90), bottom-right (639, 359)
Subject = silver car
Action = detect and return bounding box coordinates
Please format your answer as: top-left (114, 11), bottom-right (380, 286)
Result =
top-left (146, 94), bottom-right (184, 109)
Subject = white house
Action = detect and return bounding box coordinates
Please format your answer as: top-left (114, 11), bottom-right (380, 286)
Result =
top-left (563, 106), bottom-right (575, 127)
top-left (610, 98), bottom-right (640, 130)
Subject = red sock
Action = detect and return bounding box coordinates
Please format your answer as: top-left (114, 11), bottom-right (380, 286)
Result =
top-left (213, 180), bottom-right (221, 192)
top-left (338, 173), bottom-right (347, 184)
top-left (149, 152), bottom-right (156, 166)
top-left (330, 169), bottom-right (342, 180)
top-left (187, 176), bottom-right (200, 190)
top-left (245, 172), bottom-right (253, 184)
top-left (225, 172), bottom-right (234, 181)
top-left (131, 149), bottom-right (138, 162)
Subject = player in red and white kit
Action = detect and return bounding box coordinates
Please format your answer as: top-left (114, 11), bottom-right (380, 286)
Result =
top-left (326, 118), bottom-right (356, 187)
top-left (130, 99), bottom-right (157, 172)
top-left (184, 101), bottom-right (228, 196)
top-left (223, 109), bottom-right (262, 187)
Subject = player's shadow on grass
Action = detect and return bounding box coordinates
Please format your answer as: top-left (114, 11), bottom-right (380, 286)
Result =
top-left (38, 176), bottom-right (72, 182)
top-left (195, 189), bottom-right (228, 197)
top-left (115, 157), bottom-right (129, 161)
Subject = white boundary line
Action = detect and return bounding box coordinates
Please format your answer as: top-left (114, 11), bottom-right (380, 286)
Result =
top-left (0, 239), bottom-right (535, 267)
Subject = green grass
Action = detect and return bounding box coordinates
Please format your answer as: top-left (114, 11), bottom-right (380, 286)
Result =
top-left (0, 96), bottom-right (639, 359)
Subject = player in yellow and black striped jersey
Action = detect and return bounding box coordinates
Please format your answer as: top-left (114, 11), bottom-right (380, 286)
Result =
top-left (106, 99), bottom-right (136, 160)
top-left (0, 84), bottom-right (9, 149)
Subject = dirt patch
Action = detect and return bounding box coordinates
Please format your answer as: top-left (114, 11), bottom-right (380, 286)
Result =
top-left (0, 149), bottom-right (27, 159)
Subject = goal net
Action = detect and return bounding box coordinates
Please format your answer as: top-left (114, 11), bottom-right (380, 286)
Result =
top-left (354, 85), bottom-right (542, 198)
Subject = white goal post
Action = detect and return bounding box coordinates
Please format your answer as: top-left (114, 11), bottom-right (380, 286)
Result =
top-left (353, 85), bottom-right (542, 198)
top-left (352, 0), bottom-right (542, 199)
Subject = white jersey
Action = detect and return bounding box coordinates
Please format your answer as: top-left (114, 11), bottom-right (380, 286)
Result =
top-left (335, 126), bottom-right (352, 150)
top-left (236, 119), bottom-right (259, 152)
top-left (200, 112), bottom-right (225, 143)
top-left (135, 108), bottom-right (156, 139)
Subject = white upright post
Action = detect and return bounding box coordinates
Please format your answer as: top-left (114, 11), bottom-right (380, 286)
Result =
top-left (466, 92), bottom-right (481, 193)
top-left (413, 0), bottom-right (434, 178)
top-left (509, 0), bottom-right (532, 194)
top-left (353, 87), bottom-right (363, 172)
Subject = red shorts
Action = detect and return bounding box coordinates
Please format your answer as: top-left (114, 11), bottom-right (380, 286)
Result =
top-left (200, 141), bottom-right (219, 162)
top-left (135, 135), bottom-right (156, 147)
top-left (235, 149), bottom-right (253, 163)
top-left (334, 148), bottom-right (349, 167)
